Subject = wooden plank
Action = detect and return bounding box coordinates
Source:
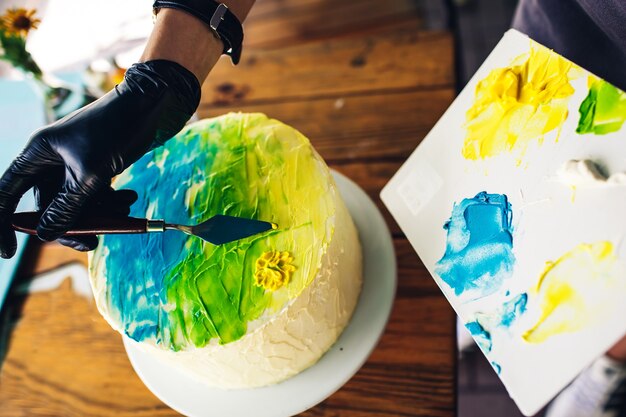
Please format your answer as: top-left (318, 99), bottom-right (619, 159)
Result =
top-left (395, 238), bottom-right (443, 297)
top-left (0, 264), bottom-right (175, 416)
top-left (314, 353), bottom-right (455, 416)
top-left (330, 161), bottom-right (404, 237)
top-left (248, 0), bottom-right (419, 26)
top-left (244, 0), bottom-right (425, 48)
top-left (371, 296), bottom-right (455, 366)
top-left (201, 30), bottom-right (454, 105)
top-left (249, 0), bottom-right (331, 16)
top-left (304, 297), bottom-right (455, 417)
top-left (198, 89), bottom-right (454, 163)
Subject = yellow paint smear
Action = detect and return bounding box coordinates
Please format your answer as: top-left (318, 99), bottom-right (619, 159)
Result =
top-left (463, 43), bottom-right (577, 161)
top-left (523, 241), bottom-right (618, 343)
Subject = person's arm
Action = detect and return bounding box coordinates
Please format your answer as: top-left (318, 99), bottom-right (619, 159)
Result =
top-left (0, 1), bottom-right (255, 258)
top-left (142, 0), bottom-right (256, 82)
top-left (608, 334), bottom-right (626, 362)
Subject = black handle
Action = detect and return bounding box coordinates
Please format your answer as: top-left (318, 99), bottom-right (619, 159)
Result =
top-left (12, 212), bottom-right (149, 236)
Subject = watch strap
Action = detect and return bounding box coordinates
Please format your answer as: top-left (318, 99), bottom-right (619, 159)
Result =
top-left (153, 0), bottom-right (244, 65)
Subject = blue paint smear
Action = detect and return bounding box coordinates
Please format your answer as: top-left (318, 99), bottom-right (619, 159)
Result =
top-left (466, 321), bottom-right (492, 353)
top-left (491, 361), bottom-right (502, 374)
top-left (101, 133), bottom-right (219, 342)
top-left (499, 293), bottom-right (528, 328)
top-left (435, 192), bottom-right (515, 298)
top-left (465, 293), bottom-right (527, 354)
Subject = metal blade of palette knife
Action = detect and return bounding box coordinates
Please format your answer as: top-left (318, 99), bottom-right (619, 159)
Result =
top-left (192, 215), bottom-right (277, 245)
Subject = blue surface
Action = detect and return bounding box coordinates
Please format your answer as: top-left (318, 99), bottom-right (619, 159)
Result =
top-left (0, 79), bottom-right (46, 310)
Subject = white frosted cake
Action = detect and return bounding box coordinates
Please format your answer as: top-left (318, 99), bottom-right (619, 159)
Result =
top-left (89, 113), bottom-right (363, 388)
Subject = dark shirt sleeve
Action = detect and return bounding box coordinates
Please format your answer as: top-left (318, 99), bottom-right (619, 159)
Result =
top-left (513, 0), bottom-right (626, 91)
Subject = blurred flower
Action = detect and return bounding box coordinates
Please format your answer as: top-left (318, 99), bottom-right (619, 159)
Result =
top-left (84, 60), bottom-right (127, 98)
top-left (0, 8), bottom-right (41, 38)
top-left (0, 7), bottom-right (43, 77)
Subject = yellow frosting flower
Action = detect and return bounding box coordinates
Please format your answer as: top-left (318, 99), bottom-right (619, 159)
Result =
top-left (0, 8), bottom-right (41, 38)
top-left (254, 251), bottom-right (297, 291)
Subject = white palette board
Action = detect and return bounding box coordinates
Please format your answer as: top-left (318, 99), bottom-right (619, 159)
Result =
top-left (381, 29), bottom-right (626, 415)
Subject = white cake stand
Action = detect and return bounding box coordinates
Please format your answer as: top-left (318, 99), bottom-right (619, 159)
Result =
top-left (123, 170), bottom-right (398, 417)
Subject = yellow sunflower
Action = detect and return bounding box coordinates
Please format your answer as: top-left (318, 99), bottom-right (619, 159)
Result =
top-left (0, 8), bottom-right (41, 38)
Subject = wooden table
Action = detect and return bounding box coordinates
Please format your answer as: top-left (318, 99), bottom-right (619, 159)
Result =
top-left (0, 1), bottom-right (457, 415)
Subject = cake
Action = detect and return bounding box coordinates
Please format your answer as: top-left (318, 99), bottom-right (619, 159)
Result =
top-left (88, 113), bottom-right (363, 388)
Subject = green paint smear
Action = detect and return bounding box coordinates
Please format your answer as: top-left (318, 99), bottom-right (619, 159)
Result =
top-left (91, 113), bottom-right (335, 351)
top-left (576, 78), bottom-right (626, 135)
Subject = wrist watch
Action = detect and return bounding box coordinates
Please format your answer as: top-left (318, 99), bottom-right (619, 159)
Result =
top-left (153, 0), bottom-right (244, 65)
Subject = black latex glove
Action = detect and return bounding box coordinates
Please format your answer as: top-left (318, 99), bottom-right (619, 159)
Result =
top-left (34, 176), bottom-right (139, 251)
top-left (0, 60), bottom-right (201, 259)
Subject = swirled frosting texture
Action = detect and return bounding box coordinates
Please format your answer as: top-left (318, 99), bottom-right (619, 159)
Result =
top-left (89, 113), bottom-right (336, 351)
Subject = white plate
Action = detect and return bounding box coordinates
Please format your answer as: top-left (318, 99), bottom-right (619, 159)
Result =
top-left (123, 170), bottom-right (398, 417)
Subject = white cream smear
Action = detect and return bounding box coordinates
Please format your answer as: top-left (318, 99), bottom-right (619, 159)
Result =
top-left (557, 160), bottom-right (626, 188)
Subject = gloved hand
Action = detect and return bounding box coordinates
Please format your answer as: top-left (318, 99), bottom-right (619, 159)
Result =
top-left (33, 180), bottom-right (139, 252)
top-left (0, 59), bottom-right (201, 259)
